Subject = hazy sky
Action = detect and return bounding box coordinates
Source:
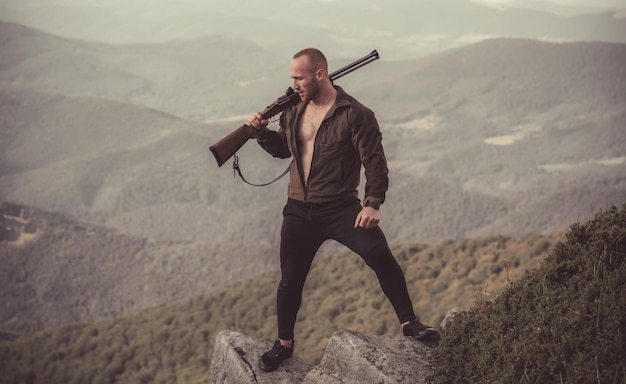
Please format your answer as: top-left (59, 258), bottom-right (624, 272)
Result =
top-left (1, 0), bottom-right (624, 8)
top-left (0, 0), bottom-right (622, 61)
top-left (477, 0), bottom-right (625, 6)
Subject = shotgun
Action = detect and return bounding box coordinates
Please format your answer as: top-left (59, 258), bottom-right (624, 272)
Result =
top-left (209, 50), bottom-right (380, 167)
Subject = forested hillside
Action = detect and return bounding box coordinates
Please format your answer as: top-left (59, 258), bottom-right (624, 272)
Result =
top-left (0, 203), bottom-right (277, 335)
top-left (0, 222), bottom-right (564, 383)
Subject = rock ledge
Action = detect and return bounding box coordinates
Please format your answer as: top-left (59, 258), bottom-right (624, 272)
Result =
top-left (208, 329), bottom-right (435, 383)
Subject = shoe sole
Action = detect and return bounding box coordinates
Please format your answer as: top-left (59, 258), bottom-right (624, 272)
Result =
top-left (415, 327), bottom-right (438, 340)
top-left (415, 328), bottom-right (441, 347)
top-left (259, 360), bottom-right (278, 372)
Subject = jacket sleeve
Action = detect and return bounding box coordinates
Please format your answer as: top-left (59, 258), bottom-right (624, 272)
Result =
top-left (256, 112), bottom-right (292, 159)
top-left (351, 106), bottom-right (389, 208)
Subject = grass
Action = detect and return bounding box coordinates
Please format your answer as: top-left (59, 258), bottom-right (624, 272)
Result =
top-left (432, 204), bottom-right (626, 384)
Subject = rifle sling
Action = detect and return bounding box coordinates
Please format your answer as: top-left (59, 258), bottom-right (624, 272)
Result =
top-left (232, 154), bottom-right (292, 187)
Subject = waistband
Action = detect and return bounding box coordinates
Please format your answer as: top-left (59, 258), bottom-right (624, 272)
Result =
top-left (287, 196), bottom-right (360, 210)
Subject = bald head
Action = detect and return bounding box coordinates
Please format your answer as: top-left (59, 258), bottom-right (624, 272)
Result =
top-left (293, 48), bottom-right (328, 74)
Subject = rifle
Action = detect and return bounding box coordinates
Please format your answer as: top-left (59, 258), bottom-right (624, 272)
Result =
top-left (209, 49), bottom-right (380, 167)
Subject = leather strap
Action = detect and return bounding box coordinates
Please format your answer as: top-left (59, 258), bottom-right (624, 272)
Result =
top-left (232, 154), bottom-right (292, 187)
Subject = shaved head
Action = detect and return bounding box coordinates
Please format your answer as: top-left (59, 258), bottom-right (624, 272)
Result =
top-left (293, 48), bottom-right (328, 73)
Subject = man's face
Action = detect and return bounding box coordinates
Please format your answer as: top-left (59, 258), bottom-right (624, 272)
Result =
top-left (290, 55), bottom-right (320, 103)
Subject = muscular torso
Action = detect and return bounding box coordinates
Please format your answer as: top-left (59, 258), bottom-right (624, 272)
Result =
top-left (297, 102), bottom-right (333, 184)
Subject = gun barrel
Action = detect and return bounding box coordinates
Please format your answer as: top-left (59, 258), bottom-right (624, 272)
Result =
top-left (330, 50), bottom-right (379, 83)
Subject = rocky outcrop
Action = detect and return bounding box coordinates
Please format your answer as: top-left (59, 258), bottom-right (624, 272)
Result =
top-left (208, 309), bottom-right (459, 383)
top-left (303, 329), bottom-right (435, 383)
top-left (208, 329), bottom-right (437, 383)
top-left (208, 330), bottom-right (313, 384)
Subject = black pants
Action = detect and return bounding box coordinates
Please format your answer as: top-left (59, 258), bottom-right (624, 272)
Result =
top-left (277, 197), bottom-right (416, 341)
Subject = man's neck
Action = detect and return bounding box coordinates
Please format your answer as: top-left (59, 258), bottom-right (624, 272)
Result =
top-left (310, 85), bottom-right (337, 110)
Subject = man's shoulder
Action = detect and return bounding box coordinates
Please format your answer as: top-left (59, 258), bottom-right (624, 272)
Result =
top-left (336, 87), bottom-right (373, 115)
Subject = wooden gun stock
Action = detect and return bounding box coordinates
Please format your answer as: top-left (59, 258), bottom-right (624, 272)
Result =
top-left (209, 124), bottom-right (257, 167)
top-left (209, 88), bottom-right (299, 167)
top-left (209, 50), bottom-right (380, 167)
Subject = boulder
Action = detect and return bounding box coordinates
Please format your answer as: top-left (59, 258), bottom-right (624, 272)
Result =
top-left (303, 329), bottom-right (434, 384)
top-left (208, 329), bottom-right (436, 383)
top-left (208, 329), bottom-right (312, 384)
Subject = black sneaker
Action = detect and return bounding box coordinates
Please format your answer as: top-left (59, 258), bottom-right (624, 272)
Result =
top-left (259, 340), bottom-right (294, 372)
top-left (403, 319), bottom-right (440, 344)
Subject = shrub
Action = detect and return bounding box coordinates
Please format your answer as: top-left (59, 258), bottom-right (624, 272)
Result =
top-left (432, 205), bottom-right (626, 383)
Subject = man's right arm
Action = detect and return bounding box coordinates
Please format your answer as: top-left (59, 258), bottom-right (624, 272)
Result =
top-left (246, 112), bottom-right (291, 159)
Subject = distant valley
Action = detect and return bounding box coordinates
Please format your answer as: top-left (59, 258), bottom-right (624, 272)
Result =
top-left (0, 18), bottom-right (625, 337)
top-left (1, 22), bottom-right (623, 247)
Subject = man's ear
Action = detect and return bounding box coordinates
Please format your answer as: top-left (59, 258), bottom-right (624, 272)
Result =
top-left (316, 69), bottom-right (325, 82)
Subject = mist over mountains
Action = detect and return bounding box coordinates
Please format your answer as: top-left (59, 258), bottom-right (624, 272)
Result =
top-left (1, 19), bottom-right (625, 251)
top-left (1, 0), bottom-right (625, 60)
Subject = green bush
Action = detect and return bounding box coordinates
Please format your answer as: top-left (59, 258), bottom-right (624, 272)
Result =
top-left (433, 205), bottom-right (626, 383)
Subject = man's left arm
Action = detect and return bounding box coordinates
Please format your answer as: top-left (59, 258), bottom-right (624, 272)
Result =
top-left (351, 107), bottom-right (389, 228)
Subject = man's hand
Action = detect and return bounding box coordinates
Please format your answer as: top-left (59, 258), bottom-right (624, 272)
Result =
top-left (246, 112), bottom-right (269, 138)
top-left (354, 206), bottom-right (380, 229)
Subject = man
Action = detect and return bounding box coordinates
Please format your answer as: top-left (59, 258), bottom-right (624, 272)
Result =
top-left (246, 48), bottom-right (438, 373)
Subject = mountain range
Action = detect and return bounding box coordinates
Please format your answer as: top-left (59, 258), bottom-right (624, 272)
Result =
top-left (0, 14), bottom-right (625, 343)
top-left (1, 0), bottom-right (625, 60)
top-left (1, 20), bottom-right (624, 247)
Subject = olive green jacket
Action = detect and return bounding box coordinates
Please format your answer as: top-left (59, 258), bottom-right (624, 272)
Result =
top-left (257, 86), bottom-right (388, 209)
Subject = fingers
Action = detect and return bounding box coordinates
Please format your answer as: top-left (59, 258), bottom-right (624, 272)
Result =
top-left (356, 218), bottom-right (378, 229)
top-left (246, 112), bottom-right (268, 129)
top-left (354, 209), bottom-right (380, 229)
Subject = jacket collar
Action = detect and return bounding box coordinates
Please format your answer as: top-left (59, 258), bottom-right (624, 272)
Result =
top-left (294, 85), bottom-right (351, 116)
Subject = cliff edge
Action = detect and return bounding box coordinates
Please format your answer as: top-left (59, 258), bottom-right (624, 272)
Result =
top-left (208, 328), bottom-right (437, 383)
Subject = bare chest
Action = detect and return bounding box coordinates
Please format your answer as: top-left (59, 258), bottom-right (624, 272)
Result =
top-left (298, 105), bottom-right (329, 144)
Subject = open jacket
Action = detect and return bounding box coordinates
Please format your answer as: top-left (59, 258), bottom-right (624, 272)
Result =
top-left (257, 86), bottom-right (388, 208)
